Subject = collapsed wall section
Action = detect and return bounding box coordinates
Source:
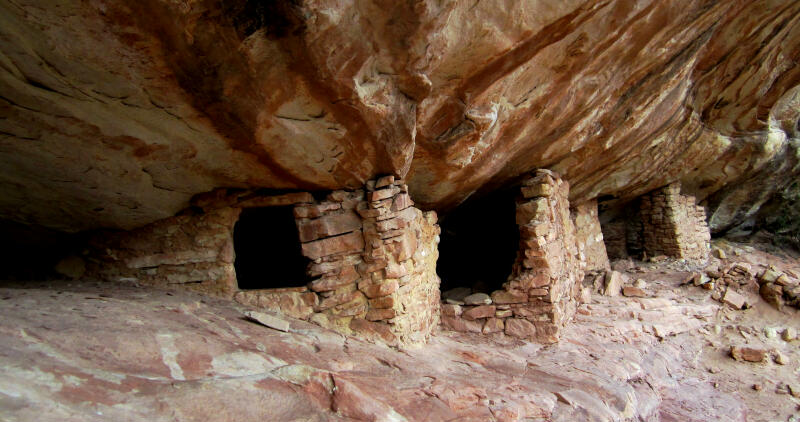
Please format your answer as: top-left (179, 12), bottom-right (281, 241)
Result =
top-left (441, 170), bottom-right (584, 343)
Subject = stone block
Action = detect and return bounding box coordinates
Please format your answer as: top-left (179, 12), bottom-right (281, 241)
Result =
top-left (721, 288), bottom-right (746, 310)
top-left (495, 309), bottom-right (513, 318)
top-left (604, 270), bottom-right (624, 296)
top-left (368, 187), bottom-right (400, 201)
top-left (375, 175), bottom-right (395, 188)
top-left (366, 308), bottom-right (396, 321)
top-left (483, 318), bottom-right (505, 334)
top-left (521, 183), bottom-right (553, 199)
top-left (301, 231), bottom-right (365, 260)
top-left (505, 318), bottom-right (537, 339)
top-left (622, 286), bottom-right (646, 297)
top-left (441, 303), bottom-right (462, 317)
top-left (318, 290), bottom-right (363, 311)
top-left (384, 262), bottom-right (407, 278)
top-left (464, 293), bottom-right (491, 305)
top-left (516, 198), bottom-right (549, 225)
top-left (390, 231), bottom-right (417, 261)
top-left (491, 290), bottom-right (528, 304)
top-left (358, 279), bottom-right (399, 298)
top-left (391, 193), bottom-right (413, 212)
top-left (296, 211), bottom-right (362, 242)
top-left (368, 296), bottom-right (395, 309)
top-left (309, 265), bottom-right (359, 292)
top-left (462, 305), bottom-right (496, 320)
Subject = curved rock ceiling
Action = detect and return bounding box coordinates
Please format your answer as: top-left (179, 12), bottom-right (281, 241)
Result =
top-left (0, 0), bottom-right (799, 232)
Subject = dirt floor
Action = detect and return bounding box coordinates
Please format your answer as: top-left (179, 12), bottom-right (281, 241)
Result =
top-left (0, 238), bottom-right (798, 421)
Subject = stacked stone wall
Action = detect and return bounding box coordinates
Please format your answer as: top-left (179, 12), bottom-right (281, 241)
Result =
top-left (441, 170), bottom-right (584, 343)
top-left (88, 178), bottom-right (440, 346)
top-left (640, 183), bottom-right (710, 262)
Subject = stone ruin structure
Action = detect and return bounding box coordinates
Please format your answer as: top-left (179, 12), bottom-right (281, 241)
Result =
top-left (602, 183), bottom-right (711, 263)
top-left (86, 176), bottom-right (441, 346)
top-left (83, 170), bottom-right (714, 346)
top-left (440, 170), bottom-right (590, 343)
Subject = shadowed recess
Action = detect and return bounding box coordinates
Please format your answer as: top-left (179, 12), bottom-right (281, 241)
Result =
top-left (437, 187), bottom-right (520, 294)
top-left (233, 207), bottom-right (310, 289)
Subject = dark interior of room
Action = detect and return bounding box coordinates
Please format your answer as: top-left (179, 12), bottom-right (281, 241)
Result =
top-left (436, 187), bottom-right (520, 294)
top-left (233, 206), bottom-right (310, 290)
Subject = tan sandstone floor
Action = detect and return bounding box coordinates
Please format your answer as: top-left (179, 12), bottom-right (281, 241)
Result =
top-left (0, 240), bottom-right (798, 421)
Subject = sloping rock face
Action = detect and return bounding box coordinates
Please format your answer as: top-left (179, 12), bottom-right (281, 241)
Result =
top-left (0, 0), bottom-right (799, 232)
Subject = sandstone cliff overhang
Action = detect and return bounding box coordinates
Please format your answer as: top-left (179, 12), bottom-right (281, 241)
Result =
top-left (0, 0), bottom-right (798, 235)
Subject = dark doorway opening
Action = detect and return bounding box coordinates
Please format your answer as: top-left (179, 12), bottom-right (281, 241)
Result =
top-left (233, 207), bottom-right (310, 290)
top-left (437, 187), bottom-right (520, 294)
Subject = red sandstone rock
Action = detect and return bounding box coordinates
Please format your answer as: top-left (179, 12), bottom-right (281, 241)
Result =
top-left (462, 305), bottom-right (496, 321)
top-left (721, 289), bottom-right (746, 310)
top-left (491, 290), bottom-right (528, 304)
top-left (482, 318), bottom-right (504, 334)
top-left (622, 286), bottom-right (647, 298)
top-left (366, 308), bottom-right (396, 321)
top-left (505, 318), bottom-right (537, 339)
top-left (730, 346), bottom-right (767, 363)
top-left (296, 211), bottom-right (362, 242)
top-left (309, 266), bottom-right (360, 292)
top-left (358, 279), bottom-right (399, 299)
top-left (301, 231), bottom-right (365, 260)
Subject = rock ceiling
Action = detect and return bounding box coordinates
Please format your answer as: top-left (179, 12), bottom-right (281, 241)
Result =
top-left (0, 0), bottom-right (798, 232)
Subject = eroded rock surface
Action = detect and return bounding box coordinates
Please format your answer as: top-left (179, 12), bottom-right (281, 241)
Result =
top-left (1, 1), bottom-right (799, 232)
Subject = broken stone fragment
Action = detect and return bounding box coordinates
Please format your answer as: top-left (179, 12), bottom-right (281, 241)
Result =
top-left (243, 310), bottom-right (290, 332)
top-left (713, 248), bottom-right (727, 259)
top-left (721, 289), bottom-right (746, 310)
top-left (441, 303), bottom-right (462, 317)
top-left (759, 267), bottom-right (782, 284)
top-left (782, 327), bottom-right (796, 342)
top-left (463, 293), bottom-right (492, 305)
top-left (730, 346), bottom-right (767, 363)
top-left (622, 286), bottom-right (646, 297)
top-left (520, 183), bottom-right (553, 199)
top-left (604, 270), bottom-right (624, 296)
top-left (773, 351), bottom-right (788, 365)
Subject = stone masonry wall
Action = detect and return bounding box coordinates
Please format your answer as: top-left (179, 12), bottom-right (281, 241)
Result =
top-left (571, 200), bottom-right (610, 272)
top-left (85, 207), bottom-right (244, 298)
top-left (86, 179), bottom-right (440, 346)
top-left (640, 183), bottom-right (710, 262)
top-left (232, 176), bottom-right (441, 346)
top-left (441, 170), bottom-right (584, 343)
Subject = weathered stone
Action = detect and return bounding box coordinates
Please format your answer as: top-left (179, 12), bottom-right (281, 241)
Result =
top-left (622, 286), bottom-right (647, 297)
top-left (504, 318), bottom-right (537, 339)
top-left (243, 310), bottom-right (290, 332)
top-left (349, 319), bottom-right (395, 344)
top-left (782, 327), bottom-right (797, 342)
top-left (482, 318), bottom-right (504, 334)
top-left (318, 291), bottom-right (363, 311)
top-left (368, 187), bottom-right (400, 202)
top-left (368, 296), bottom-right (395, 309)
top-left (521, 183), bottom-right (553, 199)
top-left (391, 193), bottom-right (413, 212)
top-left (730, 346), bottom-right (767, 363)
top-left (604, 271), bottom-right (624, 296)
top-left (384, 262), bottom-right (407, 278)
top-left (495, 309), bottom-right (513, 318)
top-left (309, 265), bottom-right (359, 292)
top-left (516, 198), bottom-right (549, 225)
top-left (441, 303), bottom-right (462, 317)
top-left (375, 175), bottom-right (395, 188)
top-left (463, 293), bottom-right (491, 305)
top-left (301, 231), bottom-right (365, 260)
top-left (490, 290), bottom-right (528, 304)
top-left (358, 279), bottom-right (399, 298)
top-left (296, 211), bottom-right (362, 242)
top-left (721, 289), bottom-right (746, 310)
top-left (365, 308), bottom-right (396, 321)
top-left (442, 287), bottom-right (472, 302)
top-left (440, 316), bottom-right (482, 333)
top-left (461, 305), bottom-right (495, 321)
